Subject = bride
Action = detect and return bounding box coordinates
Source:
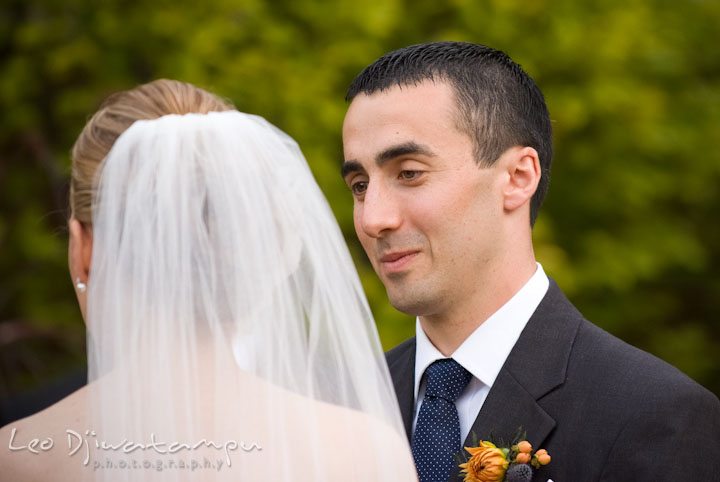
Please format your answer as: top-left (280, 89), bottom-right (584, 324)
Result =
top-left (0, 79), bottom-right (417, 481)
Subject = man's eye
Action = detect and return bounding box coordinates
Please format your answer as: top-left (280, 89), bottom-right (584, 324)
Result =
top-left (351, 181), bottom-right (368, 195)
top-left (399, 170), bottom-right (420, 180)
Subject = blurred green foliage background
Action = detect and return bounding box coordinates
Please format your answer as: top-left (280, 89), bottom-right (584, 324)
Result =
top-left (1, 0), bottom-right (718, 403)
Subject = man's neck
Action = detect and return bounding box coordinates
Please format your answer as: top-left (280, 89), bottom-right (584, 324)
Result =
top-left (419, 257), bottom-right (538, 356)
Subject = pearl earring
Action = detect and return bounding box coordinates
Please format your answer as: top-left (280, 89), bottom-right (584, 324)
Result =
top-left (76, 278), bottom-right (87, 293)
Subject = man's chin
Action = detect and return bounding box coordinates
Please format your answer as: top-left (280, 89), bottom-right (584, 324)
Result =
top-left (386, 289), bottom-right (435, 317)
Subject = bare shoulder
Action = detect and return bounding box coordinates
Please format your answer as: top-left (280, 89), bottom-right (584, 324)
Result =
top-left (0, 385), bottom-right (89, 482)
top-left (283, 392), bottom-right (418, 481)
top-left (225, 374), bottom-right (417, 481)
top-left (320, 404), bottom-right (417, 481)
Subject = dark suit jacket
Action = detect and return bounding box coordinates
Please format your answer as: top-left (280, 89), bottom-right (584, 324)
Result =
top-left (386, 279), bottom-right (720, 481)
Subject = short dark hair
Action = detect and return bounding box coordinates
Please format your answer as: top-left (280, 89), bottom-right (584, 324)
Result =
top-left (346, 41), bottom-right (553, 226)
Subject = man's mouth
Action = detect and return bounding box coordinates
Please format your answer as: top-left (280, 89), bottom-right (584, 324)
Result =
top-left (379, 250), bottom-right (420, 273)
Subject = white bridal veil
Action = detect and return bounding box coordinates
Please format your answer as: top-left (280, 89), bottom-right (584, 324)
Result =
top-left (85, 112), bottom-right (416, 481)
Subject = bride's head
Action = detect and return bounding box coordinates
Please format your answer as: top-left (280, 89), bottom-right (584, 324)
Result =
top-left (71, 79), bottom-right (373, 390)
top-left (68, 80), bottom-right (235, 319)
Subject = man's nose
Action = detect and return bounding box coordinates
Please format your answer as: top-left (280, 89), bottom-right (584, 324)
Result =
top-left (358, 182), bottom-right (402, 239)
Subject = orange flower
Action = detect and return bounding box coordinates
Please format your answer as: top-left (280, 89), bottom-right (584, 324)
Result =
top-left (459, 441), bottom-right (509, 482)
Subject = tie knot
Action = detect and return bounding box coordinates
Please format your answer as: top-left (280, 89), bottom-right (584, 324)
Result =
top-left (424, 358), bottom-right (472, 402)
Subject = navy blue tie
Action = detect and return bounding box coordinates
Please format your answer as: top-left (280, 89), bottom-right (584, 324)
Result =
top-left (412, 358), bottom-right (472, 482)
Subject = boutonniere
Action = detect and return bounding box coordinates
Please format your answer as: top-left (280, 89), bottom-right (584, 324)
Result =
top-left (458, 431), bottom-right (551, 482)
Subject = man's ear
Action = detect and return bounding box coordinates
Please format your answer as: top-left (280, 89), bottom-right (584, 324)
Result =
top-left (68, 218), bottom-right (93, 287)
top-left (502, 146), bottom-right (541, 213)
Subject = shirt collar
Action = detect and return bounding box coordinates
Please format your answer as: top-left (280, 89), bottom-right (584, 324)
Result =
top-left (414, 262), bottom-right (549, 399)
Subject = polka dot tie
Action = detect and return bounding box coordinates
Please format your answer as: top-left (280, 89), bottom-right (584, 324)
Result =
top-left (411, 358), bottom-right (472, 482)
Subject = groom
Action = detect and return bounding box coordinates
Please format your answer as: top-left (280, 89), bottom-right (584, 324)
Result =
top-left (341, 42), bottom-right (720, 481)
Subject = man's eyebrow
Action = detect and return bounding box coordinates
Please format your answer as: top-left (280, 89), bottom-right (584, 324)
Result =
top-left (340, 160), bottom-right (363, 179)
top-left (375, 141), bottom-right (435, 165)
top-left (341, 141), bottom-right (435, 179)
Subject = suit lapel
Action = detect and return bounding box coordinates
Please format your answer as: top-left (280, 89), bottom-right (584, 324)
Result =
top-left (386, 339), bottom-right (416, 441)
top-left (448, 369), bottom-right (556, 481)
top-left (448, 279), bottom-right (582, 481)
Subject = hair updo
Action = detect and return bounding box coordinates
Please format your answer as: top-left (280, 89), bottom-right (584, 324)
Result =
top-left (70, 79), bottom-right (235, 224)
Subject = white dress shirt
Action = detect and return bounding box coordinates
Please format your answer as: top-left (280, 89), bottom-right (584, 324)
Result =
top-left (412, 263), bottom-right (549, 441)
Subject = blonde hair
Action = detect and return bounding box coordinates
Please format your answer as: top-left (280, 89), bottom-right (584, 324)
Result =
top-left (70, 79), bottom-right (235, 224)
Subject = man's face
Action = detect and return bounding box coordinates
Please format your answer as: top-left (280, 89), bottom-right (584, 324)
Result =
top-left (342, 81), bottom-right (507, 317)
